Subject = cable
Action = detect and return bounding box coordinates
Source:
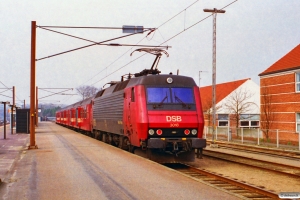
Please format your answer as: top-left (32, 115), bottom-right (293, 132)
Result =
top-left (0, 94), bottom-right (12, 98)
top-left (85, 0), bottom-right (201, 86)
top-left (161, 0), bottom-right (238, 45)
top-left (0, 89), bottom-right (11, 94)
top-left (157, 0), bottom-right (199, 29)
top-left (88, 0), bottom-right (238, 86)
top-left (0, 81), bottom-right (10, 89)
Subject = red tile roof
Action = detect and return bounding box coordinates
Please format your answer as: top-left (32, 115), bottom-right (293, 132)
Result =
top-left (259, 44), bottom-right (300, 76)
top-left (200, 78), bottom-right (249, 109)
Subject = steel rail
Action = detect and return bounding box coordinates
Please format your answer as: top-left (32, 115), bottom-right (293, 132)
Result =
top-left (164, 163), bottom-right (279, 200)
top-left (206, 141), bottom-right (300, 160)
top-left (203, 149), bottom-right (300, 178)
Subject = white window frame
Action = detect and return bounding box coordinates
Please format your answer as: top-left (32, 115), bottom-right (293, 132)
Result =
top-left (239, 114), bottom-right (260, 128)
top-left (296, 113), bottom-right (300, 133)
top-left (218, 121), bottom-right (228, 127)
top-left (296, 72), bottom-right (300, 93)
top-left (218, 114), bottom-right (229, 127)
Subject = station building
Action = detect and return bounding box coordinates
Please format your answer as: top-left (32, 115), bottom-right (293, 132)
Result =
top-left (259, 44), bottom-right (300, 143)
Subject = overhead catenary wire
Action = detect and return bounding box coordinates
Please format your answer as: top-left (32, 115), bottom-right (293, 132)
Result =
top-left (89, 0), bottom-right (238, 87)
top-left (0, 81), bottom-right (10, 89)
top-left (87, 0), bottom-right (201, 86)
top-left (0, 81), bottom-right (22, 102)
top-left (0, 94), bottom-right (12, 98)
top-left (39, 88), bottom-right (74, 100)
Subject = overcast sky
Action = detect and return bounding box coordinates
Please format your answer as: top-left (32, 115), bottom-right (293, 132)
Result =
top-left (0, 0), bottom-right (300, 107)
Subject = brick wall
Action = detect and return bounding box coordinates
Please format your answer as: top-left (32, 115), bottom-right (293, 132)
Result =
top-left (260, 72), bottom-right (300, 142)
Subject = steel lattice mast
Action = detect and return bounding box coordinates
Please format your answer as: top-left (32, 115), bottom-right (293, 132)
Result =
top-left (203, 8), bottom-right (225, 144)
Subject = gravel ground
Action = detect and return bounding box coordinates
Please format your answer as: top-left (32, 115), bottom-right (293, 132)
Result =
top-left (189, 157), bottom-right (300, 195)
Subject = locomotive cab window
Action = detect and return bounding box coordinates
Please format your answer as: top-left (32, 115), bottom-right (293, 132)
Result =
top-left (146, 87), bottom-right (195, 110)
top-left (147, 87), bottom-right (171, 103)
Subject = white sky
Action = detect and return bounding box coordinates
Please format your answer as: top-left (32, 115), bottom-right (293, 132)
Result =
top-left (0, 0), bottom-right (300, 107)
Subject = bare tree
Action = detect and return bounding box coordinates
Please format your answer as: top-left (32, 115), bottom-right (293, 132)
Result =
top-left (223, 88), bottom-right (256, 137)
top-left (76, 85), bottom-right (99, 100)
top-left (260, 84), bottom-right (274, 139)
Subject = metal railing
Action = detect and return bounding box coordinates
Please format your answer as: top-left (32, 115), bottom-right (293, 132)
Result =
top-left (204, 126), bottom-right (300, 151)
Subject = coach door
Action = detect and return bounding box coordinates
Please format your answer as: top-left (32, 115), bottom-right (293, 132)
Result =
top-left (76, 108), bottom-right (78, 127)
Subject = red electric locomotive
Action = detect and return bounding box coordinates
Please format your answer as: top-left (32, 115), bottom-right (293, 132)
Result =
top-left (91, 48), bottom-right (206, 162)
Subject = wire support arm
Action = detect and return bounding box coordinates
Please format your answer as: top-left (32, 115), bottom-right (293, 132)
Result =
top-left (36, 27), bottom-right (156, 61)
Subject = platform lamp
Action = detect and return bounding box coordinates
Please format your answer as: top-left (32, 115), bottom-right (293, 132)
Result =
top-left (1, 101), bottom-right (10, 139)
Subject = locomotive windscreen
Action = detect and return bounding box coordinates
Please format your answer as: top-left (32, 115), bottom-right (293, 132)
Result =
top-left (146, 87), bottom-right (196, 110)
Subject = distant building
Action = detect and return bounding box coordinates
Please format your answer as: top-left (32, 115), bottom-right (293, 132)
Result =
top-left (259, 44), bottom-right (300, 142)
top-left (200, 78), bottom-right (260, 136)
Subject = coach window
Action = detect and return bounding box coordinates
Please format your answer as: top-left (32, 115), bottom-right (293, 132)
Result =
top-left (296, 72), bottom-right (300, 92)
top-left (296, 113), bottom-right (300, 132)
top-left (131, 87), bottom-right (135, 102)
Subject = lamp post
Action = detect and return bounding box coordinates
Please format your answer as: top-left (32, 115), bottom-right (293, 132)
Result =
top-left (203, 8), bottom-right (225, 144)
top-left (1, 101), bottom-right (10, 139)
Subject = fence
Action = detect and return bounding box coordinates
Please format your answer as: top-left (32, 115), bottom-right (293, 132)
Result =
top-left (204, 126), bottom-right (300, 151)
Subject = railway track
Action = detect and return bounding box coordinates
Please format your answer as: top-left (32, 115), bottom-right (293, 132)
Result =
top-left (202, 149), bottom-right (300, 178)
top-left (207, 141), bottom-right (300, 160)
top-left (163, 163), bottom-right (279, 200)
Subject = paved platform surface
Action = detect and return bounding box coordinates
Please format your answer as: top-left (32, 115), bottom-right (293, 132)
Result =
top-left (0, 122), bottom-right (239, 200)
top-left (0, 126), bottom-right (28, 183)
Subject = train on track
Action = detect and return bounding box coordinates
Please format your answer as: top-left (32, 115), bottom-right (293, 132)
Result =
top-left (56, 48), bottom-right (206, 162)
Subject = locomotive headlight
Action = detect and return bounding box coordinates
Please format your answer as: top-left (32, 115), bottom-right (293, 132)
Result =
top-left (166, 77), bottom-right (173, 84)
top-left (148, 129), bottom-right (155, 135)
top-left (191, 129), bottom-right (197, 135)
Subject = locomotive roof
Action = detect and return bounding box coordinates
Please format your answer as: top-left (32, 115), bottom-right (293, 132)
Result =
top-left (127, 74), bottom-right (196, 87)
top-left (96, 74), bottom-right (196, 98)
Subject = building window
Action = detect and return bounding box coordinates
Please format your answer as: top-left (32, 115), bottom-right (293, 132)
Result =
top-left (297, 113), bottom-right (300, 133)
top-left (218, 114), bottom-right (228, 127)
top-left (239, 114), bottom-right (260, 127)
top-left (296, 72), bottom-right (300, 92)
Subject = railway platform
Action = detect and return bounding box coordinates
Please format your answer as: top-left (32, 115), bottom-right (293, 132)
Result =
top-left (0, 122), bottom-right (239, 200)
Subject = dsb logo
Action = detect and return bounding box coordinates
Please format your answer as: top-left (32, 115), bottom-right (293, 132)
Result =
top-left (166, 116), bottom-right (182, 122)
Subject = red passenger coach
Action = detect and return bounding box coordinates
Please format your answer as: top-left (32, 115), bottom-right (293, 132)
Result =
top-left (56, 97), bottom-right (93, 133)
top-left (77, 97), bottom-right (93, 132)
